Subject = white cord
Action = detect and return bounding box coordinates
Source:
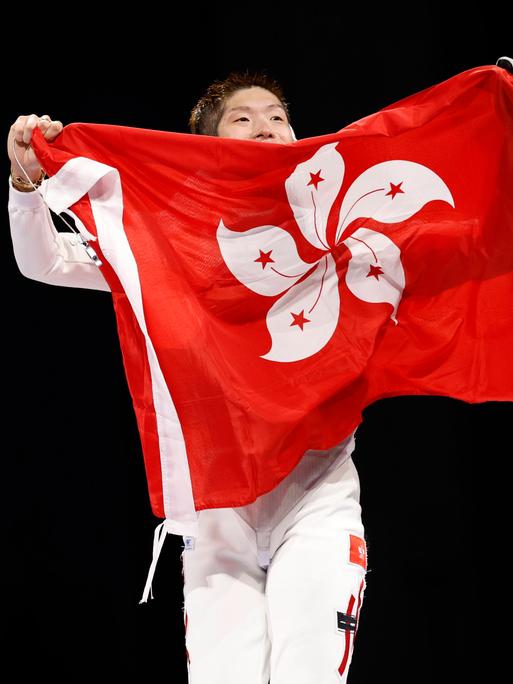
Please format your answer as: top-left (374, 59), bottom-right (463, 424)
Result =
top-left (10, 136), bottom-right (103, 266)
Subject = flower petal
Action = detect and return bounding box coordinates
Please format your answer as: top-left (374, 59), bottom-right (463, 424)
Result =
top-left (216, 218), bottom-right (314, 296)
top-left (261, 254), bottom-right (340, 362)
top-left (335, 160), bottom-right (455, 244)
top-left (285, 143), bottom-right (345, 250)
top-left (342, 227), bottom-right (405, 323)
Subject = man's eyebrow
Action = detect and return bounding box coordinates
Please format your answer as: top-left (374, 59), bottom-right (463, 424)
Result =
top-left (226, 104), bottom-right (286, 114)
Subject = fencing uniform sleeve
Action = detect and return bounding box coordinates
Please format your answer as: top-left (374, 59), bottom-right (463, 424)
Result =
top-left (7, 174), bottom-right (111, 292)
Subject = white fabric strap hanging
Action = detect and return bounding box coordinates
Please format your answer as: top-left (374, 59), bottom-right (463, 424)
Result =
top-left (139, 519), bottom-right (173, 604)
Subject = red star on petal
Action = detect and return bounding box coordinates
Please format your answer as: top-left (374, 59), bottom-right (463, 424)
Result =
top-left (385, 181), bottom-right (405, 199)
top-left (307, 170), bottom-right (325, 190)
top-left (254, 249), bottom-right (275, 269)
top-left (367, 264), bottom-right (384, 280)
top-left (290, 310), bottom-right (311, 330)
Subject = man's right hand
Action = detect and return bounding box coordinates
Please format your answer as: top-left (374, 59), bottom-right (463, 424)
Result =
top-left (8, 114), bottom-right (64, 183)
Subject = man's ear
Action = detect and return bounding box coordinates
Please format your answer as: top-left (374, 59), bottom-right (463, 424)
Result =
top-left (289, 124), bottom-right (297, 141)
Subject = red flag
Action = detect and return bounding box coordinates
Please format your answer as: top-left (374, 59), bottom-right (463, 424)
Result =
top-left (29, 64), bottom-right (513, 538)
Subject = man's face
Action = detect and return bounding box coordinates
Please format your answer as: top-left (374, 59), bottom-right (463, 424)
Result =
top-left (216, 86), bottom-right (294, 144)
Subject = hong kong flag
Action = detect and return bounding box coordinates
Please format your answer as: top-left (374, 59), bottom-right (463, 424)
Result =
top-left (30, 64), bottom-right (513, 556)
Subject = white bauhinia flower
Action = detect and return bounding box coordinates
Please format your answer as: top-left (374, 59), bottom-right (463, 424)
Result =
top-left (217, 143), bottom-right (455, 362)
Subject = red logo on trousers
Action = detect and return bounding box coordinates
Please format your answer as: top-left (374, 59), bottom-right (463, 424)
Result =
top-left (349, 534), bottom-right (367, 570)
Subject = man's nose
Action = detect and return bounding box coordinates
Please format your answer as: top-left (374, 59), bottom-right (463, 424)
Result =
top-left (255, 124), bottom-right (275, 139)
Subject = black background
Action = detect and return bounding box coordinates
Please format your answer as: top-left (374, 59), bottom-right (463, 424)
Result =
top-left (2, 7), bottom-right (511, 682)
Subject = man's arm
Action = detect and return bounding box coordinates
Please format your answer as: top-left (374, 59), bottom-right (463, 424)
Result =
top-left (8, 175), bottom-right (111, 292)
top-left (7, 112), bottom-right (110, 292)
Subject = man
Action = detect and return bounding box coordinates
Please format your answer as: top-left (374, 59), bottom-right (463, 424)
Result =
top-left (7, 70), bottom-right (368, 684)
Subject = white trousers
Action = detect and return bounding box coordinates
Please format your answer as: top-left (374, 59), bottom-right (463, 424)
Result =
top-left (180, 455), bottom-right (368, 683)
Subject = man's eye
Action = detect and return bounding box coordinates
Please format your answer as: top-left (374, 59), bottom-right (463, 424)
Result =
top-left (234, 116), bottom-right (283, 122)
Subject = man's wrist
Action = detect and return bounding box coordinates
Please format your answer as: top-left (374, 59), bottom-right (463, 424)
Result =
top-left (10, 168), bottom-right (46, 192)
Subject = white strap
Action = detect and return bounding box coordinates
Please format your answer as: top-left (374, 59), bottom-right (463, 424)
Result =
top-left (139, 520), bottom-right (169, 604)
top-left (256, 529), bottom-right (271, 570)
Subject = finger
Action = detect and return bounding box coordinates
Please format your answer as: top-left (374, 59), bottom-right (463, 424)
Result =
top-left (43, 120), bottom-right (63, 140)
top-left (22, 114), bottom-right (39, 144)
top-left (11, 115), bottom-right (32, 144)
top-left (37, 114), bottom-right (51, 130)
top-left (39, 119), bottom-right (53, 137)
top-left (496, 56), bottom-right (513, 75)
